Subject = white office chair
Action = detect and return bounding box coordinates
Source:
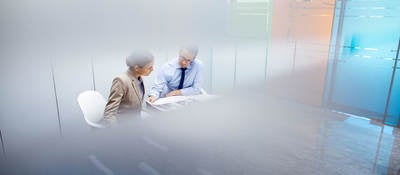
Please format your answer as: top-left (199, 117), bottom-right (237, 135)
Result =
top-left (77, 90), bottom-right (106, 128)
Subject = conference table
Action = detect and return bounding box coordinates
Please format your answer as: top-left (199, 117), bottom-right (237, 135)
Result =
top-left (1, 93), bottom-right (398, 175)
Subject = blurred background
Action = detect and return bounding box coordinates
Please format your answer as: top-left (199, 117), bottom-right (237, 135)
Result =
top-left (0, 0), bottom-right (399, 174)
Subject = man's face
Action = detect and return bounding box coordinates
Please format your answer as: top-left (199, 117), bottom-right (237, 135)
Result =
top-left (137, 61), bottom-right (154, 76)
top-left (178, 49), bottom-right (195, 68)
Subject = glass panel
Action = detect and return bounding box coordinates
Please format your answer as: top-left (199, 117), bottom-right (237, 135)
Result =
top-left (53, 56), bottom-right (100, 135)
top-left (384, 40), bottom-right (400, 126)
top-left (211, 0), bottom-right (272, 93)
top-left (228, 0), bottom-right (271, 39)
top-left (0, 56), bottom-right (61, 155)
top-left (211, 44), bottom-right (236, 94)
top-left (236, 41), bottom-right (267, 87)
top-left (197, 46), bottom-right (213, 92)
top-left (327, 0), bottom-right (400, 122)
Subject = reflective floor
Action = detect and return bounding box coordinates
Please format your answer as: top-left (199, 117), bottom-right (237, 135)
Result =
top-left (317, 111), bottom-right (400, 175)
top-left (0, 93), bottom-right (399, 175)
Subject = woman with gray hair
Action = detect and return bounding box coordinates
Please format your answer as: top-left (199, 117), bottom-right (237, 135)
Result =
top-left (104, 51), bottom-right (154, 121)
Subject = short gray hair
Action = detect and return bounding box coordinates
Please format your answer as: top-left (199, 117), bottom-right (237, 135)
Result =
top-left (180, 45), bottom-right (199, 57)
top-left (126, 50), bottom-right (154, 68)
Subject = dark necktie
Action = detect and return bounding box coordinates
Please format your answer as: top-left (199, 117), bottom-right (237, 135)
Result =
top-left (178, 68), bottom-right (187, 89)
top-left (138, 76), bottom-right (145, 99)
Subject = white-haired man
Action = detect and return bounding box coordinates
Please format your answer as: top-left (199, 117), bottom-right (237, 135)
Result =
top-left (148, 46), bottom-right (202, 103)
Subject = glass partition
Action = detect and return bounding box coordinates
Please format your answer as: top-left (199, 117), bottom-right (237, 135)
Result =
top-left (325, 0), bottom-right (400, 126)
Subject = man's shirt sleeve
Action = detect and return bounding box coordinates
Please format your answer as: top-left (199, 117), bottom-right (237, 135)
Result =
top-left (150, 67), bottom-right (168, 98)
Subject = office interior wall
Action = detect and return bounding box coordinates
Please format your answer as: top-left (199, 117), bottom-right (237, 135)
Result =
top-left (51, 56), bottom-right (94, 136)
top-left (0, 56), bottom-right (61, 156)
top-left (266, 0), bottom-right (335, 106)
top-left (0, 0), bottom-right (276, 156)
top-left (211, 43), bottom-right (237, 94)
top-left (0, 0), bottom-right (339, 150)
top-left (212, 0), bottom-right (272, 93)
top-left (0, 0), bottom-right (231, 157)
top-left (196, 46), bottom-right (213, 92)
top-left (235, 40), bottom-right (268, 87)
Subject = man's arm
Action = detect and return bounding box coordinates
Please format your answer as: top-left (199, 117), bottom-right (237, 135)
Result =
top-left (104, 78), bottom-right (125, 120)
top-left (149, 68), bottom-right (168, 101)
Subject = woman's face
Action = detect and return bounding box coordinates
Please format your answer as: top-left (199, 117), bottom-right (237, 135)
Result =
top-left (137, 61), bottom-right (154, 76)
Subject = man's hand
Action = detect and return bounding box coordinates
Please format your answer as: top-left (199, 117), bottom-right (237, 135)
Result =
top-left (147, 95), bottom-right (157, 103)
top-left (166, 90), bottom-right (182, 97)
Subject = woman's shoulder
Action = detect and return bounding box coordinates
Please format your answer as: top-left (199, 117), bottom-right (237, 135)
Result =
top-left (114, 73), bottom-right (131, 84)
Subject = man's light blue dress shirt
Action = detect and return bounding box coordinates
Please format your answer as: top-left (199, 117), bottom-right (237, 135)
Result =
top-left (150, 58), bottom-right (203, 98)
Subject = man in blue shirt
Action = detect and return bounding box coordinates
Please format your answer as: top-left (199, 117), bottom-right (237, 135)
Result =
top-left (148, 46), bottom-right (202, 103)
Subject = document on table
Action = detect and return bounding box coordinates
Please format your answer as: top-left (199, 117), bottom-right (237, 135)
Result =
top-left (146, 94), bottom-right (219, 111)
top-left (152, 96), bottom-right (189, 105)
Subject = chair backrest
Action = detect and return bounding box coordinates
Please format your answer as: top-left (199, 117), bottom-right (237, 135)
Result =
top-left (77, 90), bottom-right (106, 128)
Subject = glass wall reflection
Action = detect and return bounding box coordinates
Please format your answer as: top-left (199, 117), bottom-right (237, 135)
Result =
top-left (325, 0), bottom-right (400, 126)
top-left (318, 113), bottom-right (399, 174)
top-left (385, 40), bottom-right (400, 126)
